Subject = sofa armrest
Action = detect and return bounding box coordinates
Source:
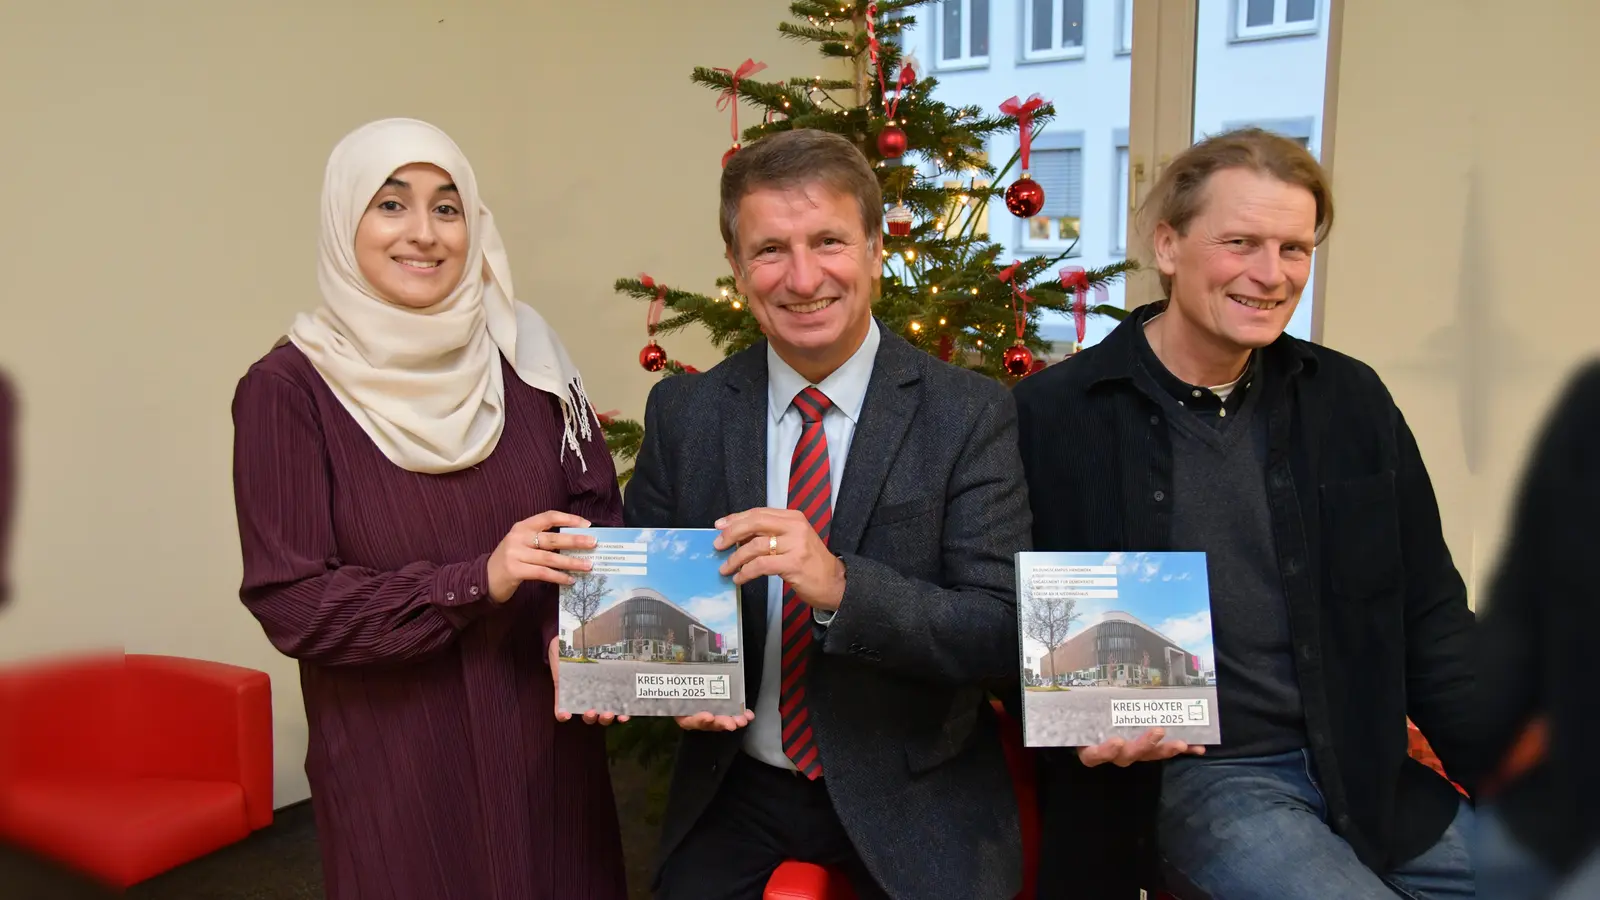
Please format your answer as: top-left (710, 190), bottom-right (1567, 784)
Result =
top-left (124, 655), bottom-right (273, 830)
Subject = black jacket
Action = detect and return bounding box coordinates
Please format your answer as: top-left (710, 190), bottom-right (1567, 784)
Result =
top-left (624, 328), bottom-right (1029, 900)
top-left (1470, 359), bottom-right (1600, 872)
top-left (1011, 306), bottom-right (1477, 896)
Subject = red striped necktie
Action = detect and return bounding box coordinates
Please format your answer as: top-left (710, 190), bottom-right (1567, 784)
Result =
top-left (781, 386), bottom-right (831, 779)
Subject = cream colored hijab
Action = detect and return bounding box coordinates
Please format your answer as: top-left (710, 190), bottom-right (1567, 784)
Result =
top-left (289, 118), bottom-right (596, 475)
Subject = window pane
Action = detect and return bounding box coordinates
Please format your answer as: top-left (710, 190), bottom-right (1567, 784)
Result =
top-left (1031, 0), bottom-right (1053, 52)
top-left (970, 0), bottom-right (990, 57)
top-left (1120, 0), bottom-right (1134, 51)
top-left (1031, 148), bottom-right (1082, 218)
top-left (942, 0), bottom-right (963, 59)
top-left (1062, 0), bottom-right (1084, 48)
top-left (1245, 0), bottom-right (1275, 27)
top-left (1286, 0), bottom-right (1316, 23)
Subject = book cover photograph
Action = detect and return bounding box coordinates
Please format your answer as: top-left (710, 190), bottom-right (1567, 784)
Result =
top-left (1017, 551), bottom-right (1220, 748)
top-left (556, 527), bottom-right (745, 717)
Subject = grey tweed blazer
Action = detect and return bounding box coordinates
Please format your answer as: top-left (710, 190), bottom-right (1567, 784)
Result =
top-left (624, 323), bottom-right (1031, 900)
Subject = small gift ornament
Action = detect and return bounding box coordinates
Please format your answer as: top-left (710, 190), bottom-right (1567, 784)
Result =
top-left (885, 201), bottom-right (914, 237)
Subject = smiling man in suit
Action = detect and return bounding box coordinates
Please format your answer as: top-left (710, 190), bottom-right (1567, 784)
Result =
top-left (622, 128), bottom-right (1030, 900)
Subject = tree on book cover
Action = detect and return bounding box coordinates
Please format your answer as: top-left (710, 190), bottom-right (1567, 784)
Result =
top-left (599, 0), bottom-right (1136, 484)
top-left (562, 572), bottom-right (611, 660)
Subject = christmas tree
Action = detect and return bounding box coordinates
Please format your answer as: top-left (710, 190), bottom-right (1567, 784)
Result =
top-left (602, 0), bottom-right (1135, 482)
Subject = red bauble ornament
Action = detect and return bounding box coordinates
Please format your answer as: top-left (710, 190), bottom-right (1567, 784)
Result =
top-left (876, 125), bottom-right (908, 159)
top-left (1002, 342), bottom-right (1034, 377)
top-left (721, 144), bottom-right (740, 168)
top-left (639, 342), bottom-right (668, 372)
top-left (1005, 174), bottom-right (1045, 218)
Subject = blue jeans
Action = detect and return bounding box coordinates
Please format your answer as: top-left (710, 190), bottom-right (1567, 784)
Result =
top-left (1157, 750), bottom-right (1476, 899)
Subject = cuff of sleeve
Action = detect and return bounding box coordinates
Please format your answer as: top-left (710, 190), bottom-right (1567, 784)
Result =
top-left (433, 554), bottom-right (495, 627)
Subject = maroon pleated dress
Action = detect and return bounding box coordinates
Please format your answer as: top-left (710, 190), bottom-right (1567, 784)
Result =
top-left (230, 342), bottom-right (627, 900)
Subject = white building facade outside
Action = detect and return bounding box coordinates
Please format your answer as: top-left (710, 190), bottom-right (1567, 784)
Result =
top-left (898, 0), bottom-right (1330, 347)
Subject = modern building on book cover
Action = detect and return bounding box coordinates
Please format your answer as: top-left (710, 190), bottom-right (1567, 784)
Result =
top-left (557, 527), bottom-right (744, 717)
top-left (1038, 610), bottom-right (1205, 688)
top-left (572, 587), bottom-right (729, 663)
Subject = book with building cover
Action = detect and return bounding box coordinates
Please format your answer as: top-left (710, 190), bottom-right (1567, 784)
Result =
top-left (1016, 551), bottom-right (1220, 748)
top-left (555, 527), bottom-right (745, 717)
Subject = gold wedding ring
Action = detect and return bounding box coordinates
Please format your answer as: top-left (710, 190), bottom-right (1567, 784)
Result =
top-left (533, 533), bottom-right (542, 549)
top-left (768, 535), bottom-right (780, 555)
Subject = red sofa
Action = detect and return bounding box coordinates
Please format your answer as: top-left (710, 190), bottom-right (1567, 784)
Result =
top-left (763, 698), bottom-right (1040, 900)
top-left (0, 652), bottom-right (273, 887)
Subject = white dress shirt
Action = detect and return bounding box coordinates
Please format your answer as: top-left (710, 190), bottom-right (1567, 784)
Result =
top-left (742, 319), bottom-right (881, 771)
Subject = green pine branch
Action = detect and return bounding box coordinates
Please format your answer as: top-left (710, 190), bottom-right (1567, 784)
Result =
top-left (776, 22), bottom-right (851, 46)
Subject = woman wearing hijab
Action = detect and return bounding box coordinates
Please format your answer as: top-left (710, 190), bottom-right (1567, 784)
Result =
top-left (230, 118), bottom-right (627, 900)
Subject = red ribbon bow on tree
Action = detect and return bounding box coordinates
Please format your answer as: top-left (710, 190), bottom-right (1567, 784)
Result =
top-left (998, 260), bottom-right (1035, 341)
top-left (714, 58), bottom-right (768, 143)
top-left (639, 273), bottom-right (667, 336)
top-left (1059, 266), bottom-right (1107, 347)
top-left (867, 5), bottom-right (916, 120)
top-left (1000, 94), bottom-right (1048, 170)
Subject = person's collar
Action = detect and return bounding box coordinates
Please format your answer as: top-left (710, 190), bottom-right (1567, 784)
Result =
top-left (767, 318), bottom-right (879, 424)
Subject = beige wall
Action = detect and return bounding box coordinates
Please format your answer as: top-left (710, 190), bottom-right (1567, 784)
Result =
top-left (0, 0), bottom-right (822, 808)
top-left (1318, 0), bottom-right (1600, 606)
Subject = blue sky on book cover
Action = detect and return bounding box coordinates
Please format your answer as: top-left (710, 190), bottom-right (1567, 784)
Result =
top-left (558, 527), bottom-right (740, 652)
top-left (1020, 550), bottom-right (1213, 672)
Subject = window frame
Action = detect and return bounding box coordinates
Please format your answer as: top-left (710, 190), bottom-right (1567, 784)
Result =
top-left (1112, 128), bottom-right (1130, 255)
top-left (1020, 0), bottom-right (1088, 64)
top-left (934, 0), bottom-right (991, 71)
top-left (1115, 0), bottom-right (1134, 55)
top-left (1231, 0), bottom-right (1320, 43)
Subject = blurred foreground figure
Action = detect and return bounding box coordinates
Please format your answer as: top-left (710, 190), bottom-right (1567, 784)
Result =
top-left (1473, 360), bottom-right (1600, 899)
top-left (0, 368), bottom-right (13, 609)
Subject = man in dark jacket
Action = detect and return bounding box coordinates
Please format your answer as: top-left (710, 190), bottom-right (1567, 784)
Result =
top-left (1014, 128), bottom-right (1476, 898)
